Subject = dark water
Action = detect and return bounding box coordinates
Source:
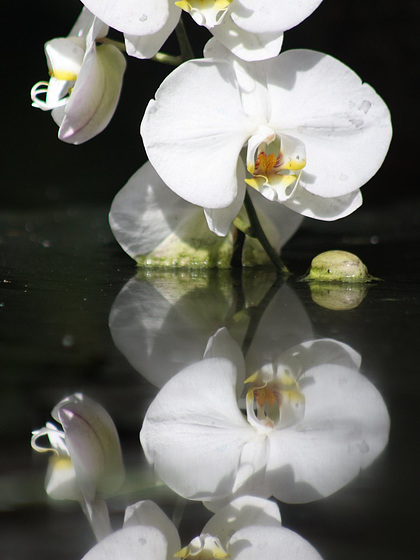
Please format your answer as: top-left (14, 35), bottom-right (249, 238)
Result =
top-left (1, 202), bottom-right (419, 559)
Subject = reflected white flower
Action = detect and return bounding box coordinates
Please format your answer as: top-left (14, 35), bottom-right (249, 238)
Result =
top-left (31, 393), bottom-right (125, 539)
top-left (79, 1), bottom-right (323, 61)
top-left (109, 161), bottom-right (302, 266)
top-left (81, 496), bottom-right (322, 560)
top-left (140, 330), bottom-right (390, 509)
top-left (141, 41), bottom-right (392, 235)
top-left (109, 278), bottom-right (311, 388)
top-left (31, 8), bottom-right (126, 144)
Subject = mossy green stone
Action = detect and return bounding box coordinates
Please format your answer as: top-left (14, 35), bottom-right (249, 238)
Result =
top-left (304, 250), bottom-right (373, 283)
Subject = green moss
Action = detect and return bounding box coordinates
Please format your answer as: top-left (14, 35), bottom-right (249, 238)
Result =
top-left (302, 250), bottom-right (377, 283)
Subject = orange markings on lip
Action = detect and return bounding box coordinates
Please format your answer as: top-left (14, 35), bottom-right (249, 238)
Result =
top-left (254, 152), bottom-right (283, 176)
top-left (254, 384), bottom-right (281, 407)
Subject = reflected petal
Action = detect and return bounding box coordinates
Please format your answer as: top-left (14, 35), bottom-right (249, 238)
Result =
top-left (267, 363), bottom-right (390, 503)
top-left (81, 526), bottom-right (169, 560)
top-left (124, 500), bottom-right (181, 554)
top-left (231, 524), bottom-right (323, 560)
top-left (140, 357), bottom-right (256, 500)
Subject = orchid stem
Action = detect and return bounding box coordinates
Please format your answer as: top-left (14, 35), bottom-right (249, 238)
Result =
top-left (172, 496), bottom-right (186, 530)
top-left (152, 52), bottom-right (183, 66)
top-left (175, 16), bottom-right (195, 61)
top-left (242, 279), bottom-right (282, 357)
top-left (243, 190), bottom-right (289, 275)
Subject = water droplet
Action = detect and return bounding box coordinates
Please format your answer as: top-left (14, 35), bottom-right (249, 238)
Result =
top-left (62, 334), bottom-right (75, 348)
top-left (139, 14), bottom-right (147, 22)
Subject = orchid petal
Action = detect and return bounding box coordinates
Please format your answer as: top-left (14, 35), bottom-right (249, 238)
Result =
top-left (69, 7), bottom-right (108, 39)
top-left (141, 59), bottom-right (255, 209)
top-left (202, 496), bottom-right (281, 547)
top-left (44, 37), bottom-right (85, 79)
top-left (282, 183), bottom-right (363, 221)
top-left (125, 4), bottom-right (180, 59)
top-left (124, 500), bottom-right (181, 555)
top-left (266, 364), bottom-right (390, 503)
top-left (267, 50), bottom-right (392, 198)
top-left (203, 38), bottom-right (269, 120)
top-left (203, 327), bottom-right (246, 393)
top-left (109, 276), bottom-right (236, 388)
top-left (83, 498), bottom-right (113, 541)
top-left (244, 284), bottom-right (313, 375)
top-left (276, 339), bottom-right (362, 377)
top-left (80, 0), bottom-right (174, 36)
top-left (81, 526), bottom-right (169, 560)
top-left (55, 40), bottom-right (126, 144)
top-left (230, 524), bottom-right (322, 560)
top-left (109, 162), bottom-right (201, 258)
top-left (204, 161), bottom-right (246, 236)
top-left (211, 14), bottom-right (284, 61)
top-left (140, 357), bottom-right (255, 500)
top-left (231, 0), bottom-right (323, 34)
top-left (44, 455), bottom-right (79, 501)
top-left (52, 394), bottom-right (124, 500)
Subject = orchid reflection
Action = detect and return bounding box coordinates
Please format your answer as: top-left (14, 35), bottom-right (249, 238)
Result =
top-left (109, 271), bottom-right (311, 388)
top-left (140, 328), bottom-right (390, 509)
top-left (31, 393), bottom-right (125, 540)
top-left (81, 496), bottom-right (322, 560)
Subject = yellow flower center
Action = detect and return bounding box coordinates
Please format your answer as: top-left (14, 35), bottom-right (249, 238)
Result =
top-left (175, 0), bottom-right (232, 26)
top-left (175, 535), bottom-right (229, 559)
top-left (245, 132), bottom-right (307, 202)
top-left (245, 367), bottom-right (305, 430)
top-left (254, 382), bottom-right (281, 408)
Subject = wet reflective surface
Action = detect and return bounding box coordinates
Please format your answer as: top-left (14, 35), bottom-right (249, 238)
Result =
top-left (1, 202), bottom-right (419, 559)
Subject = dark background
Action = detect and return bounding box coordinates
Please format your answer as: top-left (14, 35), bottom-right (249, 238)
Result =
top-left (4, 0), bottom-right (420, 215)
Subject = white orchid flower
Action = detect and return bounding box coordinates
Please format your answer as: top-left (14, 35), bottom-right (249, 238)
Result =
top-left (31, 9), bottom-right (126, 144)
top-left (140, 329), bottom-right (390, 509)
top-left (31, 393), bottom-right (125, 540)
top-left (79, 1), bottom-right (322, 61)
top-left (81, 496), bottom-right (322, 560)
top-left (109, 161), bottom-right (302, 266)
top-left (141, 40), bottom-right (392, 236)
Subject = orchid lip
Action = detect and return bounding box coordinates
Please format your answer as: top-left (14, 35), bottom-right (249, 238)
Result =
top-left (175, 0), bottom-right (232, 27)
top-left (245, 365), bottom-right (305, 431)
top-left (245, 131), bottom-right (307, 202)
top-left (175, 534), bottom-right (230, 559)
top-left (31, 422), bottom-right (68, 455)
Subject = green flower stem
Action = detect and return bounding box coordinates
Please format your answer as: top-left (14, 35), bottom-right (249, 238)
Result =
top-left (97, 37), bottom-right (182, 66)
top-left (175, 16), bottom-right (195, 61)
top-left (152, 52), bottom-right (183, 66)
top-left (243, 190), bottom-right (289, 275)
